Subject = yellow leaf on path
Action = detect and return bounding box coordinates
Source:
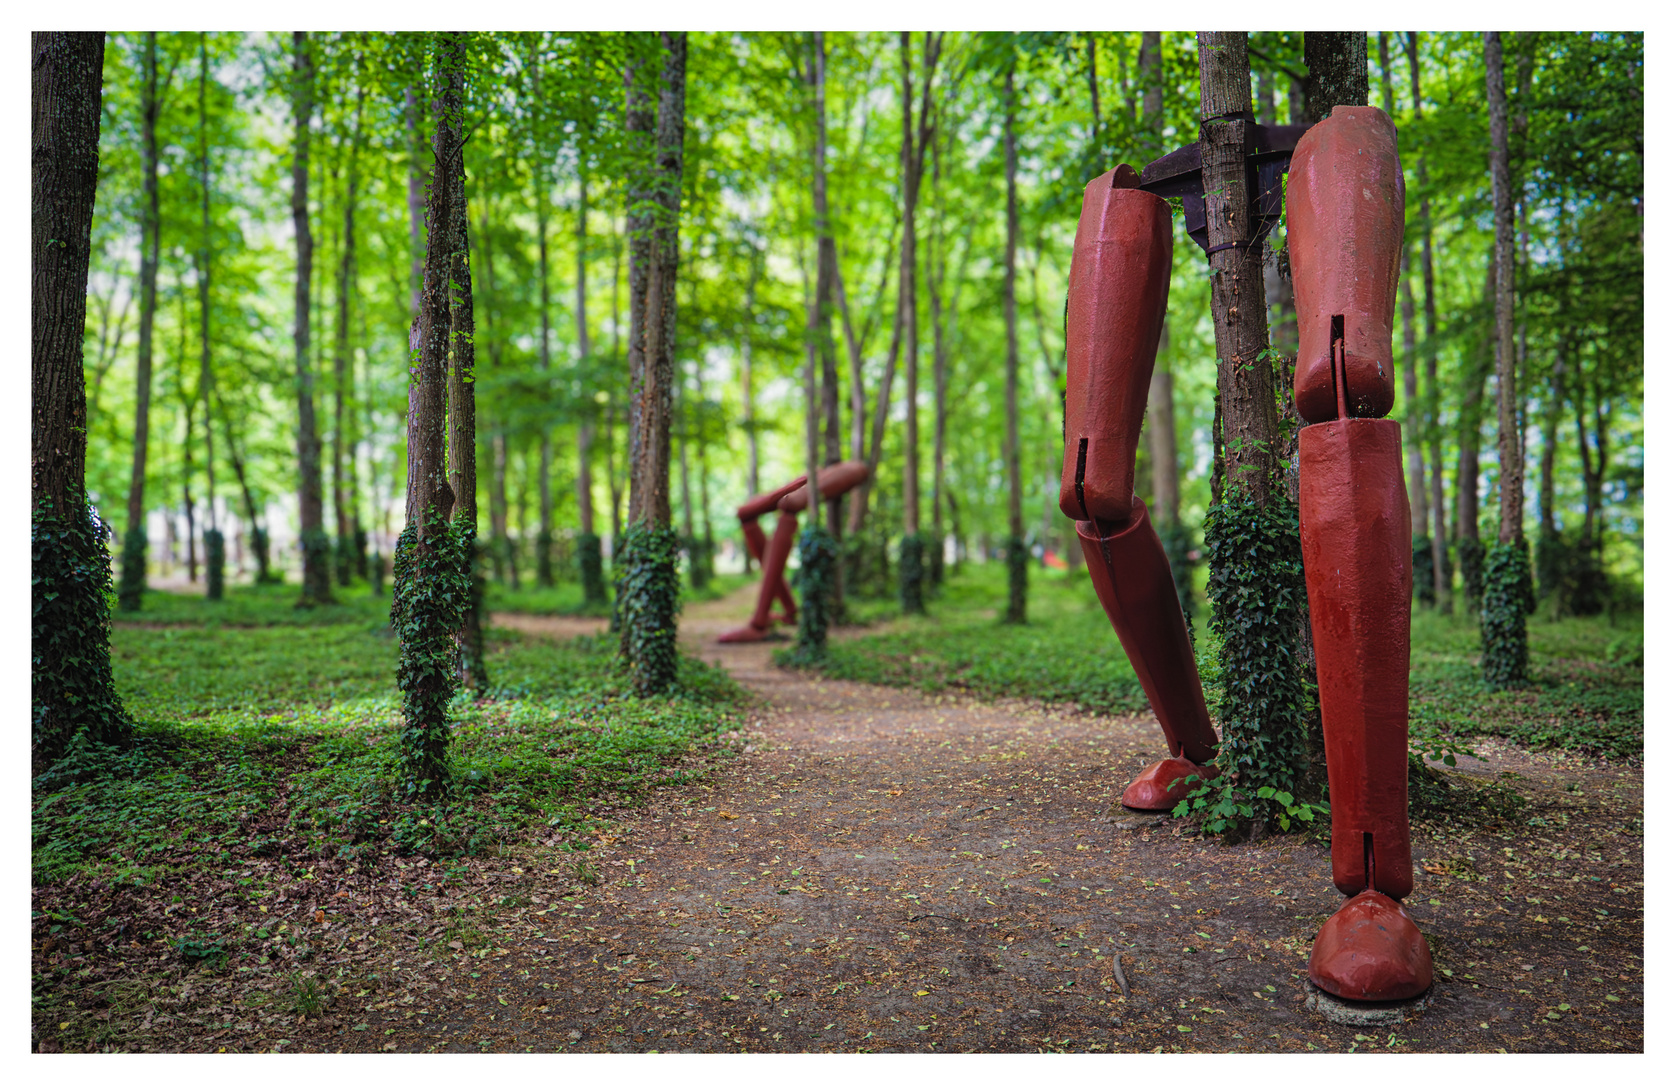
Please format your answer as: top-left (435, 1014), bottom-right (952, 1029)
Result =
top-left (719, 811), bottom-right (738, 820)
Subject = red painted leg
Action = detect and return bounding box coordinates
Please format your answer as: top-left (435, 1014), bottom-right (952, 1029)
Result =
top-left (718, 510), bottom-right (799, 644)
top-left (1299, 418), bottom-right (1432, 1001)
top-left (1076, 501), bottom-right (1219, 811)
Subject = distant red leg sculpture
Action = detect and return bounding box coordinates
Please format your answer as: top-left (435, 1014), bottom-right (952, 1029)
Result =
top-left (1061, 163), bottom-right (1219, 811)
top-left (734, 477), bottom-right (808, 631)
top-left (718, 462), bottom-right (870, 645)
top-left (1289, 105), bottom-right (1432, 1003)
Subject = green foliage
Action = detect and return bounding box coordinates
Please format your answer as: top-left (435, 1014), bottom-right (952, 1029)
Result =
top-left (117, 526), bottom-right (147, 612)
top-left (204, 528), bottom-right (225, 601)
top-left (898, 533), bottom-right (926, 615)
top-left (334, 532), bottom-right (356, 588)
top-left (1003, 535), bottom-right (1028, 624)
top-left (576, 531), bottom-right (607, 606)
top-left (786, 523), bottom-right (839, 666)
top-left (814, 562), bottom-right (1150, 714)
top-left (391, 514), bottom-right (472, 802)
top-left (1481, 540), bottom-right (1532, 689)
top-left (683, 533), bottom-right (712, 591)
top-left (1169, 773), bottom-right (1327, 836)
top-left (536, 529), bottom-right (555, 588)
top-left (371, 549), bottom-right (386, 596)
top-left (33, 496), bottom-right (132, 769)
top-left (925, 530), bottom-right (945, 594)
top-left (1201, 495), bottom-right (1312, 803)
top-left (33, 618), bottom-right (745, 885)
top-left (1412, 536), bottom-right (1436, 607)
top-left (843, 526), bottom-right (893, 600)
top-left (616, 523), bottom-right (682, 696)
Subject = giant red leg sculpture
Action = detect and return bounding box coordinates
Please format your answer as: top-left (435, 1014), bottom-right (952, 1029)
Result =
top-left (737, 477), bottom-right (808, 630)
top-left (1061, 163), bottom-right (1221, 812)
top-left (1289, 106), bottom-right (1432, 1003)
top-left (718, 462), bottom-right (870, 644)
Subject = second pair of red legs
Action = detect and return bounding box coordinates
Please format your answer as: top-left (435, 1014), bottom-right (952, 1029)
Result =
top-left (717, 461), bottom-right (870, 645)
top-left (1065, 107), bottom-right (1431, 1002)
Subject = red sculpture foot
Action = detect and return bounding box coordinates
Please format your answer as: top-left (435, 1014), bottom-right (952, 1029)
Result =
top-left (1121, 754), bottom-right (1218, 812)
top-left (1309, 891), bottom-right (1434, 1002)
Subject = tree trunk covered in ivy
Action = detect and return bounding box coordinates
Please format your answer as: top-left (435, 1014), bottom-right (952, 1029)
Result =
top-left (1197, 31), bottom-right (1311, 805)
top-left (395, 31), bottom-right (469, 802)
top-left (33, 30), bottom-right (132, 769)
top-left (1481, 31), bottom-right (1529, 688)
top-left (1001, 61), bottom-right (1026, 625)
top-left (292, 32), bottom-right (333, 607)
top-left (619, 32), bottom-right (685, 696)
top-left (119, 32), bottom-right (161, 612)
top-left (449, 142), bottom-right (487, 693)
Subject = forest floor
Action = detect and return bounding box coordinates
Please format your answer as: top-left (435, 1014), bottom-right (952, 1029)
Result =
top-left (35, 582), bottom-right (1643, 1054)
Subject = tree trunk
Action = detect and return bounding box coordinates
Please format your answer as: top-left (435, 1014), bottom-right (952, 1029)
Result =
top-left (1405, 31), bottom-right (1451, 613)
top-left (119, 32), bottom-right (162, 611)
top-left (291, 32), bottom-right (332, 607)
top-left (620, 32), bottom-right (685, 696)
top-left (1481, 29), bottom-right (1528, 687)
top-left (216, 390), bottom-right (269, 583)
top-left (624, 43), bottom-right (656, 527)
top-left (1455, 246), bottom-right (1494, 613)
top-left (535, 156), bottom-right (555, 586)
top-left (333, 80), bottom-right (366, 588)
top-left (1379, 34), bottom-right (1429, 557)
top-left (1138, 31), bottom-right (1182, 528)
top-left (449, 144), bottom-right (486, 691)
top-left (1303, 32), bottom-right (1367, 122)
top-left (1200, 33), bottom-right (1279, 503)
top-left (475, 199), bottom-right (517, 590)
top-left (196, 34), bottom-right (221, 602)
top-left (1002, 61), bottom-right (1025, 624)
top-left (928, 112), bottom-right (948, 584)
top-left (397, 30), bottom-right (466, 801)
top-left (32, 29), bottom-right (131, 765)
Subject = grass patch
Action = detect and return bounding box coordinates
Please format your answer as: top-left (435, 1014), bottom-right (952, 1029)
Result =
top-left (483, 571), bottom-right (751, 616)
top-left (814, 561), bottom-right (1642, 761)
top-left (34, 617), bottom-right (748, 888)
top-left (109, 579), bottom-right (391, 628)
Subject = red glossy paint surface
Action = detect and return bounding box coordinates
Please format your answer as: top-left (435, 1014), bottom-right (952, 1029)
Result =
top-left (1060, 167), bottom-right (1173, 524)
top-left (1309, 890), bottom-right (1434, 1002)
top-left (1299, 418), bottom-right (1414, 900)
top-left (718, 509), bottom-right (800, 643)
top-left (1121, 755), bottom-right (1219, 812)
top-left (737, 477), bottom-right (809, 523)
top-left (777, 460), bottom-right (870, 513)
top-left (1287, 106), bottom-right (1405, 423)
top-left (740, 518), bottom-right (796, 625)
top-left (1076, 499), bottom-right (1218, 765)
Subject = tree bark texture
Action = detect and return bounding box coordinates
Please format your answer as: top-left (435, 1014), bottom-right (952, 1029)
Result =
top-left (1002, 62), bottom-right (1025, 624)
top-left (291, 32), bottom-right (332, 605)
top-left (333, 82), bottom-right (366, 585)
top-left (1486, 32), bottom-right (1523, 546)
top-left (1303, 32), bottom-right (1368, 122)
top-left (624, 42), bottom-right (657, 525)
top-left (197, 35), bottom-right (217, 540)
top-left (32, 29), bottom-right (131, 765)
top-left (120, 33), bottom-right (162, 608)
top-left (1198, 32), bottom-right (1278, 504)
top-left (575, 171), bottom-right (596, 539)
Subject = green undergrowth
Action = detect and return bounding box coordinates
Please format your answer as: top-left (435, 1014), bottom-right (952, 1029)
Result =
top-left (34, 619), bottom-right (747, 888)
top-left (483, 571), bottom-right (750, 616)
top-left (804, 561), bottom-right (1151, 716)
top-left (814, 561), bottom-right (1642, 763)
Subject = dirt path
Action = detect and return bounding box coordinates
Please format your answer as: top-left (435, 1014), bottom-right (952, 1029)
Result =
top-left (286, 587), bottom-right (1642, 1053)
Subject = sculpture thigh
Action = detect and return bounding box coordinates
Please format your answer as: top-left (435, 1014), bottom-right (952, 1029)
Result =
top-left (1062, 167), bottom-right (1218, 771)
top-left (747, 511), bottom-right (800, 632)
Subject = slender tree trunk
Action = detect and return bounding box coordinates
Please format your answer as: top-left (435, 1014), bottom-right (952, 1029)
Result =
top-left (1002, 62), bottom-right (1025, 624)
top-left (807, 32), bottom-right (843, 615)
top-left (333, 82), bottom-right (366, 588)
top-left (197, 34), bottom-right (217, 553)
top-left (621, 32), bottom-right (686, 695)
top-left (1486, 34), bottom-right (1522, 547)
top-left (576, 171), bottom-right (597, 542)
top-left (1456, 247), bottom-right (1495, 612)
top-left (535, 156), bottom-right (555, 586)
top-left (476, 199), bottom-right (517, 589)
top-left (119, 32), bottom-right (162, 610)
top-left (929, 116), bottom-right (948, 578)
top-left (216, 391), bottom-right (268, 582)
top-left (624, 45), bottom-right (656, 528)
top-left (450, 152), bottom-right (486, 690)
top-left (1406, 32), bottom-right (1451, 612)
top-left (33, 29), bottom-right (130, 765)
top-left (608, 225), bottom-right (624, 544)
top-left (1138, 31), bottom-right (1182, 528)
top-left (1379, 34), bottom-right (1429, 561)
top-left (292, 32), bottom-right (332, 606)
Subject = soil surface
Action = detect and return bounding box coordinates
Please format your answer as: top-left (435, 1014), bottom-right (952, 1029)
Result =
top-left (38, 587), bottom-right (1644, 1054)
